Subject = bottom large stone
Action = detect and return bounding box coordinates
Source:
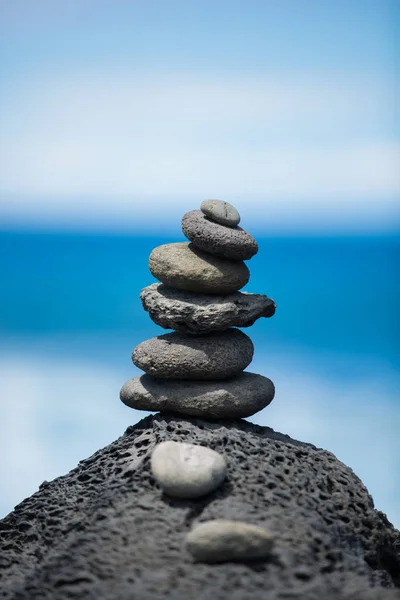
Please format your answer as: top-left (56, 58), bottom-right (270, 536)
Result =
top-left (120, 372), bottom-right (275, 419)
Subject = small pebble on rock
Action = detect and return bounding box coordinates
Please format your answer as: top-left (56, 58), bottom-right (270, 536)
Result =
top-left (186, 519), bottom-right (274, 563)
top-left (151, 441), bottom-right (227, 498)
top-left (182, 210), bottom-right (258, 261)
top-left (200, 199), bottom-right (241, 227)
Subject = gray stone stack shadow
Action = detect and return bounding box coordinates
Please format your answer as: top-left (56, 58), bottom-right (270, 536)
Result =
top-left (120, 200), bottom-right (277, 421)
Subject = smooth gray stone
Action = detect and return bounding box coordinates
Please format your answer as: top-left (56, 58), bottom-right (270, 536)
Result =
top-left (200, 199), bottom-right (241, 227)
top-left (182, 210), bottom-right (258, 261)
top-left (120, 372), bottom-right (275, 419)
top-left (151, 441), bottom-right (227, 498)
top-left (149, 242), bottom-right (250, 294)
top-left (140, 283), bottom-right (276, 334)
top-left (132, 329), bottom-right (253, 380)
top-left (186, 520), bottom-right (274, 563)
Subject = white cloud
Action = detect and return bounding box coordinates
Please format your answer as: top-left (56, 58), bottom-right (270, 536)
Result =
top-left (0, 72), bottom-right (398, 228)
top-left (0, 344), bottom-right (399, 528)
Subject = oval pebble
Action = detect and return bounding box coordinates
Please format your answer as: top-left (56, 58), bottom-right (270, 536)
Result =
top-left (132, 329), bottom-right (254, 380)
top-left (200, 199), bottom-right (241, 227)
top-left (149, 242), bottom-right (250, 294)
top-left (151, 441), bottom-right (227, 499)
top-left (186, 520), bottom-right (274, 563)
top-left (182, 210), bottom-right (258, 261)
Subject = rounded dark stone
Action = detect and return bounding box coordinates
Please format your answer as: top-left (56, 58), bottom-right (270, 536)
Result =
top-left (182, 210), bottom-right (258, 261)
top-left (132, 329), bottom-right (254, 380)
top-left (120, 372), bottom-right (275, 419)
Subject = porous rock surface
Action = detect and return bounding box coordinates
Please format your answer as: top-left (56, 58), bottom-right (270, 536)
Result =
top-left (149, 242), bottom-right (250, 294)
top-left (182, 210), bottom-right (258, 261)
top-left (132, 329), bottom-right (254, 379)
top-left (1, 415), bottom-right (399, 600)
top-left (140, 283), bottom-right (276, 334)
top-left (120, 372), bottom-right (275, 419)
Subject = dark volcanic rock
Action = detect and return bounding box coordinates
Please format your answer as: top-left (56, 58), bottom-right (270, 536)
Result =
top-left (140, 283), bottom-right (276, 335)
top-left (0, 415), bottom-right (399, 600)
top-left (182, 210), bottom-right (258, 261)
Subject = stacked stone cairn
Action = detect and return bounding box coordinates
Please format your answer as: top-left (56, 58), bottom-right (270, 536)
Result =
top-left (120, 200), bottom-right (277, 563)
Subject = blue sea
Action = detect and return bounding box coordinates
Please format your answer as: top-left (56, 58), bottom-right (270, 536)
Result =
top-left (0, 231), bottom-right (399, 526)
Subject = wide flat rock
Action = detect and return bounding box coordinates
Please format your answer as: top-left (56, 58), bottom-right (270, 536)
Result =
top-left (132, 329), bottom-right (254, 379)
top-left (140, 283), bottom-right (276, 334)
top-left (1, 414), bottom-right (399, 600)
top-left (182, 210), bottom-right (258, 261)
top-left (120, 372), bottom-right (275, 419)
top-left (149, 242), bottom-right (250, 294)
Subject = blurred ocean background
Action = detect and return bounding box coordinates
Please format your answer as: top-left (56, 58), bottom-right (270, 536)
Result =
top-left (0, 1), bottom-right (399, 527)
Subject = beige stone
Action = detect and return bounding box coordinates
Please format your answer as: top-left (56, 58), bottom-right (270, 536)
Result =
top-left (149, 242), bottom-right (250, 294)
top-left (186, 520), bottom-right (274, 563)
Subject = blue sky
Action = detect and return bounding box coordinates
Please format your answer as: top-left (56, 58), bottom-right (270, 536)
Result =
top-left (0, 0), bottom-right (397, 74)
top-left (0, 0), bottom-right (398, 232)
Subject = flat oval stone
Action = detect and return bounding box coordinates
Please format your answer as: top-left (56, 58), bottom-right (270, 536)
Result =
top-left (132, 329), bottom-right (253, 380)
top-left (149, 242), bottom-right (250, 294)
top-left (186, 520), bottom-right (274, 563)
top-left (140, 283), bottom-right (276, 334)
top-left (151, 441), bottom-right (227, 499)
top-left (182, 210), bottom-right (258, 261)
top-left (200, 199), bottom-right (240, 227)
top-left (120, 372), bottom-right (275, 419)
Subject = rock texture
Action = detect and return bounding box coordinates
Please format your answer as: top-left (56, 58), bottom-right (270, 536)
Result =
top-left (149, 242), bottom-right (250, 294)
top-left (120, 372), bottom-right (275, 419)
top-left (1, 415), bottom-right (399, 600)
top-left (151, 441), bottom-right (227, 498)
top-left (140, 283), bottom-right (276, 334)
top-left (182, 210), bottom-right (258, 261)
top-left (132, 329), bottom-right (254, 379)
top-left (200, 199), bottom-right (241, 227)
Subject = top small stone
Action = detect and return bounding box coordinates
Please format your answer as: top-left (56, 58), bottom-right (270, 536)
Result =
top-left (200, 200), bottom-right (240, 227)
